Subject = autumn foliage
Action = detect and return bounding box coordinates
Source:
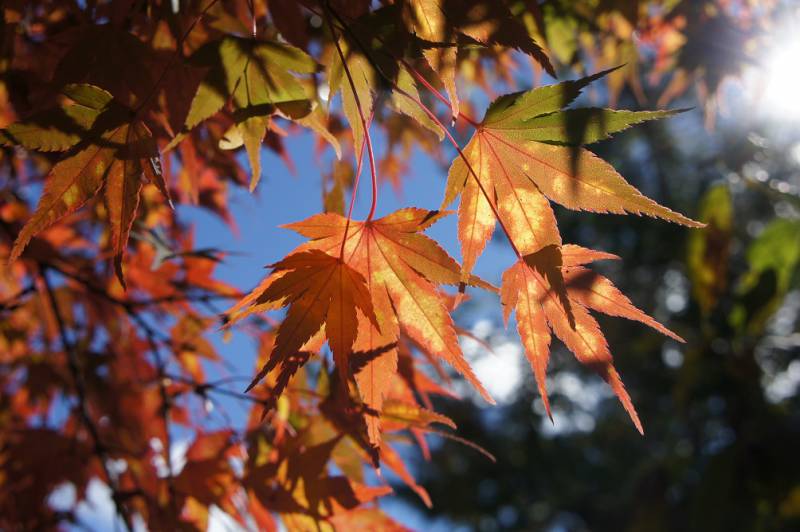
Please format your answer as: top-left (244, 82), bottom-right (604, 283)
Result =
top-left (2, 0), bottom-right (775, 530)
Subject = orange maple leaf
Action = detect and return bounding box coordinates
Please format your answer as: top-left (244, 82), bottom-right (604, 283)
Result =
top-left (285, 208), bottom-right (495, 404)
top-left (500, 244), bottom-right (684, 434)
top-left (231, 208), bottom-right (496, 447)
top-left (4, 84), bottom-right (167, 285)
top-left (443, 69), bottom-right (703, 283)
top-left (244, 249), bottom-right (379, 392)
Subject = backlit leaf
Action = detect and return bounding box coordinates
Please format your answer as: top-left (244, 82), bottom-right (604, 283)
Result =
top-left (5, 85), bottom-right (162, 285)
top-left (181, 36), bottom-right (317, 189)
top-left (233, 209), bottom-right (496, 432)
top-left (687, 184), bottom-right (733, 315)
top-left (501, 245), bottom-right (683, 433)
top-left (444, 70), bottom-right (702, 282)
top-left (244, 249), bottom-right (378, 391)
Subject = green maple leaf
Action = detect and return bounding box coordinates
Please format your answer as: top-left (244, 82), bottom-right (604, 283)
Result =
top-left (178, 36), bottom-right (319, 191)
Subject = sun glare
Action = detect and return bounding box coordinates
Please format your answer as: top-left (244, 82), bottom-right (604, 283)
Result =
top-left (756, 31), bottom-right (800, 119)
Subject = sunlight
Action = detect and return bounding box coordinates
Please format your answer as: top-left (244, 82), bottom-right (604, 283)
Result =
top-left (460, 319), bottom-right (524, 404)
top-left (757, 32), bottom-right (800, 118)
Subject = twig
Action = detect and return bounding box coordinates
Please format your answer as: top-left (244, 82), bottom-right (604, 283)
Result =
top-left (325, 5), bottom-right (523, 259)
top-left (131, 311), bottom-right (178, 515)
top-left (39, 266), bottom-right (135, 532)
top-left (166, 373), bottom-right (328, 405)
top-left (324, 4), bottom-right (380, 222)
top-left (166, 373), bottom-right (272, 406)
top-left (339, 108), bottom-right (373, 259)
top-left (39, 261), bottom-right (225, 513)
top-left (387, 81), bottom-right (523, 259)
top-left (43, 261), bottom-right (235, 309)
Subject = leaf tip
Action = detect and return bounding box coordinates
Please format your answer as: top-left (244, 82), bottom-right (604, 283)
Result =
top-left (248, 176), bottom-right (260, 193)
top-left (542, 395), bottom-right (553, 424)
top-left (243, 379), bottom-right (258, 394)
top-left (8, 243), bottom-right (24, 265)
top-left (113, 255), bottom-right (127, 290)
top-left (604, 365), bottom-right (644, 435)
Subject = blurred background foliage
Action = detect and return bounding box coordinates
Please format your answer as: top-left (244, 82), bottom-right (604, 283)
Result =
top-left (397, 2), bottom-right (800, 530)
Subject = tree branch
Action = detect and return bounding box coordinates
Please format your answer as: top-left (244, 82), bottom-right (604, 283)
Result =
top-left (324, 4), bottom-right (523, 259)
top-left (39, 266), bottom-right (135, 532)
top-left (324, 4), bottom-right (380, 223)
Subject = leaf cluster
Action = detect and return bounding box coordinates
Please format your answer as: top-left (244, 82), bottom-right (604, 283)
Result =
top-left (0, 0), bottom-right (776, 530)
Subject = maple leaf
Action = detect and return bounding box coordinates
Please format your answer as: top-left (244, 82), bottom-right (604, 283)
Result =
top-left (379, 399), bottom-right (456, 432)
top-left (288, 209), bottom-right (494, 404)
top-left (246, 431), bottom-right (393, 528)
top-left (350, 309), bottom-right (400, 446)
top-left (500, 244), bottom-right (684, 434)
top-left (328, 509), bottom-right (411, 532)
top-left (328, 45), bottom-right (374, 159)
top-left (327, 9), bottom-right (445, 156)
top-left (174, 431), bottom-right (238, 510)
top-left (4, 84), bottom-right (166, 285)
top-left (232, 208), bottom-right (496, 445)
top-left (400, 0), bottom-right (461, 117)
top-left (179, 36), bottom-right (318, 191)
top-left (50, 25), bottom-right (159, 108)
top-left (244, 249), bottom-right (379, 391)
top-left (450, 0), bottom-right (554, 73)
top-left (401, 0), bottom-right (555, 118)
top-left (443, 69), bottom-right (703, 282)
top-left (0, 429), bottom-right (94, 528)
top-left (0, 86), bottom-right (109, 152)
top-left (349, 321), bottom-right (459, 446)
top-left (268, 0), bottom-right (311, 48)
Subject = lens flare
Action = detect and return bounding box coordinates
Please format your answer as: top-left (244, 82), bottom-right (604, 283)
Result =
top-left (758, 36), bottom-right (800, 119)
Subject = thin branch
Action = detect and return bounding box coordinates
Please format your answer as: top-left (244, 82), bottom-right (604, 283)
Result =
top-left (340, 108), bottom-right (373, 259)
top-left (131, 311), bottom-right (178, 514)
top-left (324, 4), bottom-right (380, 222)
top-left (39, 266), bottom-right (135, 532)
top-left (166, 373), bottom-right (272, 406)
top-left (44, 261), bottom-right (234, 316)
top-left (166, 373), bottom-right (328, 406)
top-left (389, 80), bottom-right (523, 258)
top-left (325, 5), bottom-right (523, 259)
top-left (39, 261), bottom-right (218, 513)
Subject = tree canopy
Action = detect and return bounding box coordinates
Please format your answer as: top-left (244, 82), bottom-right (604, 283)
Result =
top-left (1, 1), bottom-right (798, 531)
